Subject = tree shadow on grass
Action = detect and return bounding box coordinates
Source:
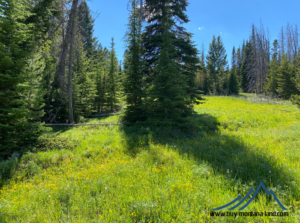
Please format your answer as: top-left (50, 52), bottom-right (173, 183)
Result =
top-left (119, 113), bottom-right (300, 209)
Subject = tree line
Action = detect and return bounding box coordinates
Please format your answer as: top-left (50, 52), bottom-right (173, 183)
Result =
top-left (0, 0), bottom-right (299, 159)
top-left (197, 22), bottom-right (300, 106)
top-left (0, 0), bottom-right (123, 158)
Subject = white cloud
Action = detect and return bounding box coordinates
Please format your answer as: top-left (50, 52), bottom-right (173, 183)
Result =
top-left (198, 27), bottom-right (204, 30)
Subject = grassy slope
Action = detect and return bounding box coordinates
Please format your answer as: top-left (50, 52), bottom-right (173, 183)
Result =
top-left (0, 96), bottom-right (299, 222)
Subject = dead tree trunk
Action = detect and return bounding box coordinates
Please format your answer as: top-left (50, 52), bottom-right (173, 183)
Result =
top-left (68, 1), bottom-right (77, 124)
top-left (57, 0), bottom-right (79, 99)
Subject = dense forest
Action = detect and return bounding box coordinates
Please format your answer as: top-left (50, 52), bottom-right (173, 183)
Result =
top-left (0, 0), bottom-right (300, 159)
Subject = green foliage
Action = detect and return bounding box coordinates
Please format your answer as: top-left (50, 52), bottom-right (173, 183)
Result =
top-left (240, 41), bottom-right (254, 93)
top-left (264, 55), bottom-right (279, 96)
top-left (77, 0), bottom-right (96, 57)
top-left (228, 68), bottom-right (239, 95)
top-left (291, 54), bottom-right (300, 108)
top-left (205, 36), bottom-right (228, 94)
top-left (73, 39), bottom-right (96, 121)
top-left (23, 47), bottom-right (47, 122)
top-left (264, 40), bottom-right (279, 96)
top-left (143, 0), bottom-right (198, 126)
top-left (0, 0), bottom-right (45, 158)
top-left (0, 157), bottom-right (18, 185)
top-left (141, 0), bottom-right (201, 126)
top-left (107, 38), bottom-right (119, 112)
top-left (277, 54), bottom-right (299, 99)
top-left (123, 0), bottom-right (146, 123)
top-left (26, 0), bottom-right (60, 40)
top-left (94, 47), bottom-right (109, 113)
top-left (147, 20), bottom-right (190, 125)
top-left (0, 97), bottom-right (300, 222)
top-left (291, 94), bottom-right (300, 109)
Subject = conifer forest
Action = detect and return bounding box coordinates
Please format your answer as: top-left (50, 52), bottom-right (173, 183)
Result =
top-left (0, 0), bottom-right (300, 222)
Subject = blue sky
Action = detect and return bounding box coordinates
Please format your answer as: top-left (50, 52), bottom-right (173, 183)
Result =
top-left (87, 0), bottom-right (299, 65)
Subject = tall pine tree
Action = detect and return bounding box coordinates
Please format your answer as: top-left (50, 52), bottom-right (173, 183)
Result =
top-left (264, 40), bottom-right (279, 96)
top-left (77, 0), bottom-right (96, 58)
top-left (277, 54), bottom-right (299, 99)
top-left (206, 35), bottom-right (227, 94)
top-left (123, 0), bottom-right (146, 122)
top-left (107, 38), bottom-right (119, 112)
top-left (291, 53), bottom-right (300, 108)
top-left (228, 46), bottom-right (239, 95)
top-left (142, 0), bottom-right (200, 126)
top-left (0, 0), bottom-right (44, 158)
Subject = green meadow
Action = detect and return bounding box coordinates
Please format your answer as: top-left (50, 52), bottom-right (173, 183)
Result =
top-left (0, 96), bottom-right (299, 222)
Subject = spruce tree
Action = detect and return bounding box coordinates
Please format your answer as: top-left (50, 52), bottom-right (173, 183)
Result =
top-left (142, 0), bottom-right (200, 126)
top-left (23, 48), bottom-right (47, 122)
top-left (227, 46), bottom-right (239, 95)
top-left (123, 0), bottom-right (146, 122)
top-left (206, 35), bottom-right (227, 94)
top-left (228, 68), bottom-right (239, 95)
top-left (240, 41), bottom-right (254, 93)
top-left (231, 47), bottom-right (237, 68)
top-left (235, 47), bottom-right (242, 88)
top-left (264, 40), bottom-right (279, 96)
top-left (42, 34), bottom-right (60, 124)
top-left (0, 0), bottom-right (43, 158)
top-left (77, 0), bottom-right (96, 58)
top-left (94, 46), bottom-right (109, 113)
top-left (277, 54), bottom-right (299, 99)
top-left (147, 6), bottom-right (190, 125)
top-left (291, 54), bottom-right (300, 108)
top-left (107, 38), bottom-right (119, 112)
top-left (73, 39), bottom-right (96, 121)
top-left (221, 67), bottom-right (229, 94)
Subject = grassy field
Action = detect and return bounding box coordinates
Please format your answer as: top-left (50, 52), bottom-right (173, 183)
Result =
top-left (0, 95), bottom-right (299, 222)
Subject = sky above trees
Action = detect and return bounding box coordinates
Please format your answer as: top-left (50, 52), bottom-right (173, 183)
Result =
top-left (88, 0), bottom-right (299, 63)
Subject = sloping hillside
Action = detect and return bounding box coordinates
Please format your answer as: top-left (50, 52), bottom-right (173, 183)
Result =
top-left (0, 96), bottom-right (299, 222)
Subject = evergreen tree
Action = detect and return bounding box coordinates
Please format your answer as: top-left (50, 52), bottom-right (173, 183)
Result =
top-left (228, 46), bottom-right (239, 95)
top-left (291, 53), bottom-right (300, 108)
top-left (73, 39), bottom-right (96, 121)
top-left (235, 47), bottom-right (242, 88)
top-left (264, 40), bottom-right (279, 96)
top-left (228, 68), bottom-right (239, 95)
top-left (206, 35), bottom-right (227, 94)
top-left (195, 57), bottom-right (206, 92)
top-left (23, 48), bottom-right (47, 122)
top-left (240, 41), bottom-right (254, 92)
top-left (26, 0), bottom-right (60, 43)
top-left (0, 0), bottom-right (44, 158)
top-left (142, 0), bottom-right (200, 126)
top-left (203, 71), bottom-right (210, 95)
top-left (231, 47), bottom-right (237, 69)
top-left (107, 38), bottom-right (119, 112)
top-left (94, 46), bottom-right (110, 113)
top-left (77, 0), bottom-right (96, 58)
top-left (123, 0), bottom-right (146, 122)
top-left (277, 54), bottom-right (299, 99)
top-left (147, 5), bottom-right (189, 125)
top-left (42, 32), bottom-right (61, 124)
top-left (221, 67), bottom-right (229, 94)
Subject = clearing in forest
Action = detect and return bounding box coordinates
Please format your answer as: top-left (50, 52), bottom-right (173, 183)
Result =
top-left (0, 96), bottom-right (299, 222)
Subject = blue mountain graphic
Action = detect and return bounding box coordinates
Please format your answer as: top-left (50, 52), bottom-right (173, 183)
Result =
top-left (212, 182), bottom-right (287, 211)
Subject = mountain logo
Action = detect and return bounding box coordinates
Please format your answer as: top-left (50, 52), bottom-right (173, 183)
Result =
top-left (212, 182), bottom-right (287, 211)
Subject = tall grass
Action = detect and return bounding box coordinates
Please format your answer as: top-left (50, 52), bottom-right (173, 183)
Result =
top-left (0, 96), bottom-right (299, 222)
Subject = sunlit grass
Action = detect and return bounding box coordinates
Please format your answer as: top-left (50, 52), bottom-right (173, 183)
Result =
top-left (0, 95), bottom-right (299, 222)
